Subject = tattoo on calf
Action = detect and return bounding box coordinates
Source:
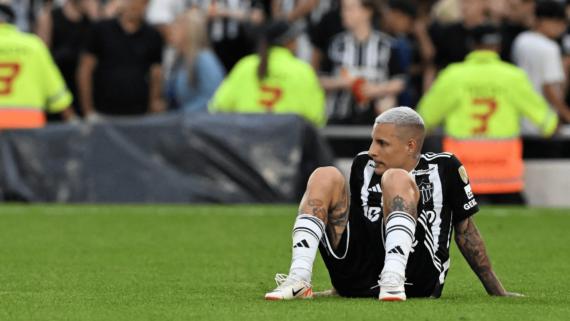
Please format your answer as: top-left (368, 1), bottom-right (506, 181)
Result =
top-left (312, 207), bottom-right (327, 223)
top-left (327, 185), bottom-right (350, 242)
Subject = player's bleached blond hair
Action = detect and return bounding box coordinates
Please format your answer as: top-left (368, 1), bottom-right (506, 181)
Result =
top-left (375, 106), bottom-right (425, 128)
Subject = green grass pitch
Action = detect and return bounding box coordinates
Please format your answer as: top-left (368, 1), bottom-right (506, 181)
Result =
top-left (0, 205), bottom-right (569, 320)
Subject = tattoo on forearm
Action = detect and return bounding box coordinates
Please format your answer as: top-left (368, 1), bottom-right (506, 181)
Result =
top-left (455, 217), bottom-right (505, 296)
top-left (387, 195), bottom-right (417, 218)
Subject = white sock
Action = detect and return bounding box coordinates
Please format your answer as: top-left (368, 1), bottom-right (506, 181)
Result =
top-left (382, 211), bottom-right (416, 279)
top-left (289, 214), bottom-right (325, 283)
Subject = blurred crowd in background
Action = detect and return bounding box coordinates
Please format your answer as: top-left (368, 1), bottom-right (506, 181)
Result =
top-left (4, 0), bottom-right (570, 129)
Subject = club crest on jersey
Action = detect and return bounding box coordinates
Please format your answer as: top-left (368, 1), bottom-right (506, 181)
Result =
top-left (418, 182), bottom-right (434, 203)
top-left (459, 166), bottom-right (469, 184)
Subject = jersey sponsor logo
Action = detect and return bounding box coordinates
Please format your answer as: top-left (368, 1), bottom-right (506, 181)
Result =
top-left (418, 181), bottom-right (434, 203)
top-left (459, 166), bottom-right (469, 184)
top-left (463, 199), bottom-right (478, 210)
top-left (411, 168), bottom-right (435, 176)
top-left (464, 184), bottom-right (474, 199)
top-left (369, 163), bottom-right (376, 168)
top-left (365, 207), bottom-right (381, 222)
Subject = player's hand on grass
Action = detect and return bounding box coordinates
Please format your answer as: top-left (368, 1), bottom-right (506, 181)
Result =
top-left (314, 288), bottom-right (337, 296)
top-left (501, 292), bottom-right (524, 297)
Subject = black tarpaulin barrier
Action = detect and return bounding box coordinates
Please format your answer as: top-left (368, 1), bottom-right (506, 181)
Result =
top-left (0, 113), bottom-right (334, 203)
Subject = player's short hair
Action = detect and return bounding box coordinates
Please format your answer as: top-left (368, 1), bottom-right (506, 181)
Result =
top-left (375, 107), bottom-right (425, 129)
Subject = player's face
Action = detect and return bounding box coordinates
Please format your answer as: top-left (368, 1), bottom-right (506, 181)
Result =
top-left (368, 123), bottom-right (410, 176)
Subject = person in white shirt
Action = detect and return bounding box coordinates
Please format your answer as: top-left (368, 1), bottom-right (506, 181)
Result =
top-left (512, 0), bottom-right (570, 124)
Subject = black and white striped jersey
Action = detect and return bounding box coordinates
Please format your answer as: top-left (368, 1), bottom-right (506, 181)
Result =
top-left (322, 30), bottom-right (405, 125)
top-left (349, 151), bottom-right (479, 297)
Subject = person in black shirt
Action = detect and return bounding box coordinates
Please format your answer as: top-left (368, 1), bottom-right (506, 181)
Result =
top-left (265, 107), bottom-right (523, 301)
top-left (428, 0), bottom-right (487, 70)
top-left (500, 0), bottom-right (536, 63)
top-left (319, 0), bottom-right (405, 125)
top-left (77, 0), bottom-right (164, 118)
top-left (36, 0), bottom-right (98, 119)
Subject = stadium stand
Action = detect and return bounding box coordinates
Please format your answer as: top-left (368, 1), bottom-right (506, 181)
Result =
top-left (1, 0), bottom-right (570, 206)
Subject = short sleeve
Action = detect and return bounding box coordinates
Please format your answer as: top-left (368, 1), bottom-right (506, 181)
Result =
top-left (541, 44), bottom-right (565, 84)
top-left (447, 155), bottom-right (479, 223)
top-left (37, 41), bottom-right (73, 113)
top-left (82, 22), bottom-right (102, 57)
top-left (388, 47), bottom-right (405, 79)
top-left (149, 29), bottom-right (164, 65)
top-left (146, 0), bottom-right (184, 25)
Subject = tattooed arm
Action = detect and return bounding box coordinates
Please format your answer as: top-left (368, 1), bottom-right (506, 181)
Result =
top-left (454, 216), bottom-right (523, 297)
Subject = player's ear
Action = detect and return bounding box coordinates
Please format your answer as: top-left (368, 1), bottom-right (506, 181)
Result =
top-left (407, 139), bottom-right (415, 156)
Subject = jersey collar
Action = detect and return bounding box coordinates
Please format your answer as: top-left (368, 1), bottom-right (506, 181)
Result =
top-left (465, 50), bottom-right (500, 63)
top-left (0, 23), bottom-right (17, 34)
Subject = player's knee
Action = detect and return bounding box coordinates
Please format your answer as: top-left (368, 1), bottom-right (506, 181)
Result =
top-left (381, 168), bottom-right (415, 192)
top-left (308, 166), bottom-right (346, 191)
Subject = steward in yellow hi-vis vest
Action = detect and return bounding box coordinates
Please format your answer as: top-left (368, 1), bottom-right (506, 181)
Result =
top-left (417, 25), bottom-right (558, 202)
top-left (0, 5), bottom-right (73, 130)
top-left (209, 19), bottom-right (326, 128)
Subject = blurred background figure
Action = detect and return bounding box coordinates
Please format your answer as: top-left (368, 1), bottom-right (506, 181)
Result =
top-left (417, 25), bottom-right (559, 204)
top-left (36, 0), bottom-right (99, 120)
top-left (209, 19), bottom-right (326, 128)
top-left (202, 0), bottom-right (258, 73)
top-left (77, 0), bottom-right (165, 119)
top-left (426, 0), bottom-right (487, 90)
top-left (271, 0), bottom-right (321, 62)
top-left (308, 0), bottom-right (343, 72)
top-left (512, 0), bottom-right (570, 125)
top-left (319, 0), bottom-right (404, 125)
top-left (381, 0), bottom-right (417, 108)
top-left (0, 0), bottom-right (75, 129)
top-left (166, 9), bottom-right (225, 112)
top-left (500, 0), bottom-right (536, 63)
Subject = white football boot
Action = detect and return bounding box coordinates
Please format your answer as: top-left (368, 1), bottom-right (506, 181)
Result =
top-left (378, 273), bottom-right (406, 301)
top-left (265, 274), bottom-right (313, 300)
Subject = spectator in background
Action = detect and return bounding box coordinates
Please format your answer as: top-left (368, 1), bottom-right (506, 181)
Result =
top-left (500, 0), bottom-right (536, 63)
top-left (0, 2), bottom-right (76, 129)
top-left (308, 0), bottom-right (343, 71)
top-left (209, 19), bottom-right (326, 128)
top-left (166, 9), bottom-right (225, 112)
top-left (418, 25), bottom-right (559, 204)
top-left (512, 0), bottom-right (570, 124)
top-left (36, 0), bottom-right (99, 119)
top-left (319, 0), bottom-right (404, 125)
top-left (426, 0), bottom-right (487, 89)
top-left (77, 0), bottom-right (165, 118)
top-left (202, 0), bottom-right (257, 72)
top-left (271, 0), bottom-right (321, 62)
top-left (381, 0), bottom-right (416, 107)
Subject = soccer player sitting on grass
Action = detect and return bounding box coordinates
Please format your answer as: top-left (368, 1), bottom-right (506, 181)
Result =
top-left (265, 107), bottom-right (523, 301)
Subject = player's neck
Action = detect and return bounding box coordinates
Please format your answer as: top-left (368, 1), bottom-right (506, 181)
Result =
top-left (403, 157), bottom-right (420, 173)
